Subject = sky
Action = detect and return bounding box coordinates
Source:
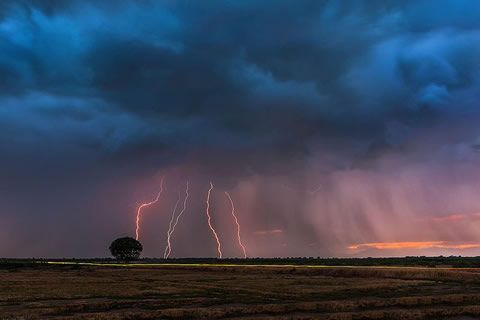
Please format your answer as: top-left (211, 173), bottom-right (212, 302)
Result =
top-left (2, 0), bottom-right (480, 258)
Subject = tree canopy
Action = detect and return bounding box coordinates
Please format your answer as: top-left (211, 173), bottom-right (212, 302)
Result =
top-left (109, 237), bottom-right (143, 261)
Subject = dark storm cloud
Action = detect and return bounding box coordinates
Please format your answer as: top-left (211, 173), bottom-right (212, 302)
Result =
top-left (3, 1), bottom-right (480, 257)
top-left (2, 0), bottom-right (480, 171)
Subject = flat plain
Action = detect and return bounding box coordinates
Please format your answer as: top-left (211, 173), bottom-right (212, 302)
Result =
top-left (2, 263), bottom-right (480, 319)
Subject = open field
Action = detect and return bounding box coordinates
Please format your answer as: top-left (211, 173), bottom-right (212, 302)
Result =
top-left (2, 262), bottom-right (480, 319)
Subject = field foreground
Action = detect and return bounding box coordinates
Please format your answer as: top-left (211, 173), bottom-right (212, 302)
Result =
top-left (2, 263), bottom-right (480, 319)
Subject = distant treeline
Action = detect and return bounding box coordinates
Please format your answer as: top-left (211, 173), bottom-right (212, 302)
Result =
top-left (2, 256), bottom-right (480, 268)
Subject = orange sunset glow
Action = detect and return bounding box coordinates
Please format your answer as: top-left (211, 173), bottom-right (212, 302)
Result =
top-left (348, 241), bottom-right (480, 251)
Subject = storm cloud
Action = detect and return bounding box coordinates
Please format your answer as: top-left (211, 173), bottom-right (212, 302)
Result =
top-left (2, 1), bottom-right (480, 257)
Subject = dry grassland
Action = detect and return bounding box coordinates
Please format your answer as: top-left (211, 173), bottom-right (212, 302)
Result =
top-left (1, 264), bottom-right (480, 319)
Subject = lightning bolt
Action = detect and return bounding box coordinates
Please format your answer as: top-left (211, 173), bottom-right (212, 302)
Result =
top-left (165, 181), bottom-right (190, 258)
top-left (205, 181), bottom-right (223, 258)
top-left (135, 177), bottom-right (165, 241)
top-left (164, 191), bottom-right (181, 259)
top-left (225, 191), bottom-right (247, 258)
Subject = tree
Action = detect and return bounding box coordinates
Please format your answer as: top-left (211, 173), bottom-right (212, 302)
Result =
top-left (109, 237), bottom-right (143, 261)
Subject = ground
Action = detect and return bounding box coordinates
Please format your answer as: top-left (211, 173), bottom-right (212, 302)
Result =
top-left (2, 263), bottom-right (480, 319)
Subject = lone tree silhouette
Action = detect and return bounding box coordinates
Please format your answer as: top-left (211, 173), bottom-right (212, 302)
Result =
top-left (109, 237), bottom-right (143, 261)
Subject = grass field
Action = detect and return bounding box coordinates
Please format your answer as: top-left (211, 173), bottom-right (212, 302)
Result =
top-left (2, 262), bottom-right (480, 319)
